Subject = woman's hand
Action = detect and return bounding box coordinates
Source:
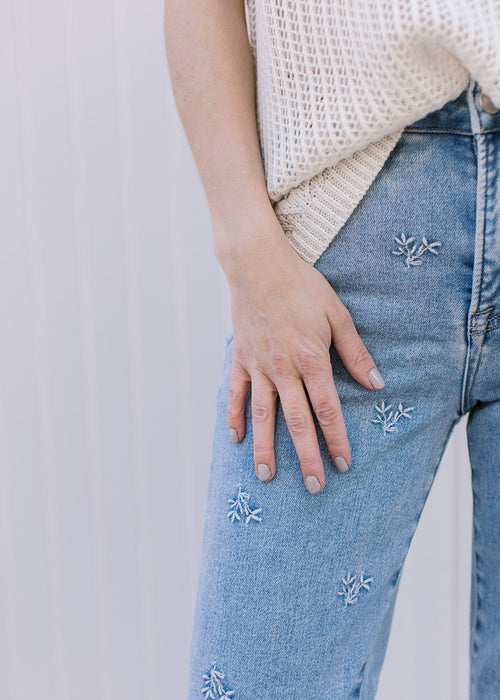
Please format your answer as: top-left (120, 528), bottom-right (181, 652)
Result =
top-left (221, 225), bottom-right (385, 495)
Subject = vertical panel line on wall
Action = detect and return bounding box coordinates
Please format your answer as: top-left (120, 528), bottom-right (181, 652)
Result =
top-left (0, 356), bottom-right (17, 698)
top-left (165, 88), bottom-right (198, 628)
top-left (12, 1), bottom-right (63, 697)
top-left (109, 0), bottom-right (158, 696)
top-left (63, 2), bottom-right (113, 698)
top-left (1, 4), bottom-right (25, 697)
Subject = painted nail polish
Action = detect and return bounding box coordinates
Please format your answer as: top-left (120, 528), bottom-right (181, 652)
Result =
top-left (368, 367), bottom-right (385, 390)
top-left (334, 456), bottom-right (349, 473)
top-left (306, 475), bottom-right (321, 494)
top-left (229, 428), bottom-right (239, 444)
top-left (257, 463), bottom-right (271, 481)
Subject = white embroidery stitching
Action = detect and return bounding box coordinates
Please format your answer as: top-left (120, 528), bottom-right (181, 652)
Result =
top-left (372, 400), bottom-right (414, 435)
top-left (337, 573), bottom-right (373, 607)
top-left (202, 664), bottom-right (235, 699)
top-left (392, 233), bottom-right (441, 268)
top-left (227, 485), bottom-right (262, 525)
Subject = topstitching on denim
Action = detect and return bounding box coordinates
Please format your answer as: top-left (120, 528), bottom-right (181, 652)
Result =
top-left (403, 127), bottom-right (500, 136)
top-left (458, 78), bottom-right (500, 415)
top-left (402, 77), bottom-right (500, 136)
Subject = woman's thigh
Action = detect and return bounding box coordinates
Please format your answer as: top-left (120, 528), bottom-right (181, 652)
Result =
top-left (187, 130), bottom-right (481, 699)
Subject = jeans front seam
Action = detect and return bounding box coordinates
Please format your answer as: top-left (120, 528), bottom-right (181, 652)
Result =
top-left (467, 328), bottom-right (488, 412)
top-left (470, 472), bottom-right (484, 698)
top-left (460, 131), bottom-right (489, 415)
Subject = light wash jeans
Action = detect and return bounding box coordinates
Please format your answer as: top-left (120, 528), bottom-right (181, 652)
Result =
top-left (187, 77), bottom-right (500, 699)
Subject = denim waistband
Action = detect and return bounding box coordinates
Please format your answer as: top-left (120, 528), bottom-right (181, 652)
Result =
top-left (402, 77), bottom-right (500, 135)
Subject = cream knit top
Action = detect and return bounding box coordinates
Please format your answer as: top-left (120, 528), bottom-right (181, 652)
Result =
top-left (244, 0), bottom-right (500, 263)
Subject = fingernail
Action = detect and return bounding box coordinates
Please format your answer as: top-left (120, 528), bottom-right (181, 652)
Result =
top-left (229, 428), bottom-right (239, 443)
top-left (334, 456), bottom-right (349, 473)
top-left (306, 475), bottom-right (321, 494)
top-left (368, 366), bottom-right (385, 390)
top-left (257, 463), bottom-right (270, 481)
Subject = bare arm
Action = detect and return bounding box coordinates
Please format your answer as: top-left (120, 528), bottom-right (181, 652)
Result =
top-left (163, 0), bottom-right (280, 263)
top-left (163, 0), bottom-right (385, 494)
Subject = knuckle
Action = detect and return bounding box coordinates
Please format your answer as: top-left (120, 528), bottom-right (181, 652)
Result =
top-left (252, 402), bottom-right (270, 422)
top-left (328, 435), bottom-right (349, 454)
top-left (227, 376), bottom-right (249, 401)
top-left (299, 456), bottom-right (319, 473)
top-left (296, 346), bottom-right (324, 375)
top-left (335, 305), bottom-right (353, 330)
top-left (315, 401), bottom-right (341, 427)
top-left (227, 406), bottom-right (241, 424)
top-left (227, 386), bottom-right (241, 403)
top-left (287, 411), bottom-right (308, 435)
top-left (254, 445), bottom-right (271, 461)
top-left (269, 349), bottom-right (294, 378)
top-left (348, 342), bottom-right (372, 368)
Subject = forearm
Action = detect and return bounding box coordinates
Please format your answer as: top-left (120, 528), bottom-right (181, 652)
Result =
top-left (163, 0), bottom-right (285, 269)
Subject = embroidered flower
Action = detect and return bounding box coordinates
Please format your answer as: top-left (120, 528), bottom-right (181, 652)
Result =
top-left (227, 485), bottom-right (262, 525)
top-left (338, 573), bottom-right (373, 607)
top-left (202, 663), bottom-right (235, 699)
top-left (372, 400), bottom-right (414, 436)
top-left (392, 232), bottom-right (441, 268)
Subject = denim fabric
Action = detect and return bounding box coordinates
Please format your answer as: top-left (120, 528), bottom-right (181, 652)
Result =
top-left (187, 77), bottom-right (500, 699)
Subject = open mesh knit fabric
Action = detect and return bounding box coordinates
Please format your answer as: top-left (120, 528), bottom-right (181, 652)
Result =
top-left (244, 0), bottom-right (500, 263)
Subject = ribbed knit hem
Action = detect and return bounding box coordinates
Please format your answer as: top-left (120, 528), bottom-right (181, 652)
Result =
top-left (273, 130), bottom-right (404, 265)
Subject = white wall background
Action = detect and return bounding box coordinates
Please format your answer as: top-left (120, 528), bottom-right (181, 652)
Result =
top-left (0, 0), bottom-right (473, 698)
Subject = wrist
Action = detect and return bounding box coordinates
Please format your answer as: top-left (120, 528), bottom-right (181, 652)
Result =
top-left (213, 209), bottom-right (290, 277)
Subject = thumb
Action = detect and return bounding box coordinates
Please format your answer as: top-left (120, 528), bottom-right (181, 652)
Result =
top-left (327, 302), bottom-right (385, 391)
